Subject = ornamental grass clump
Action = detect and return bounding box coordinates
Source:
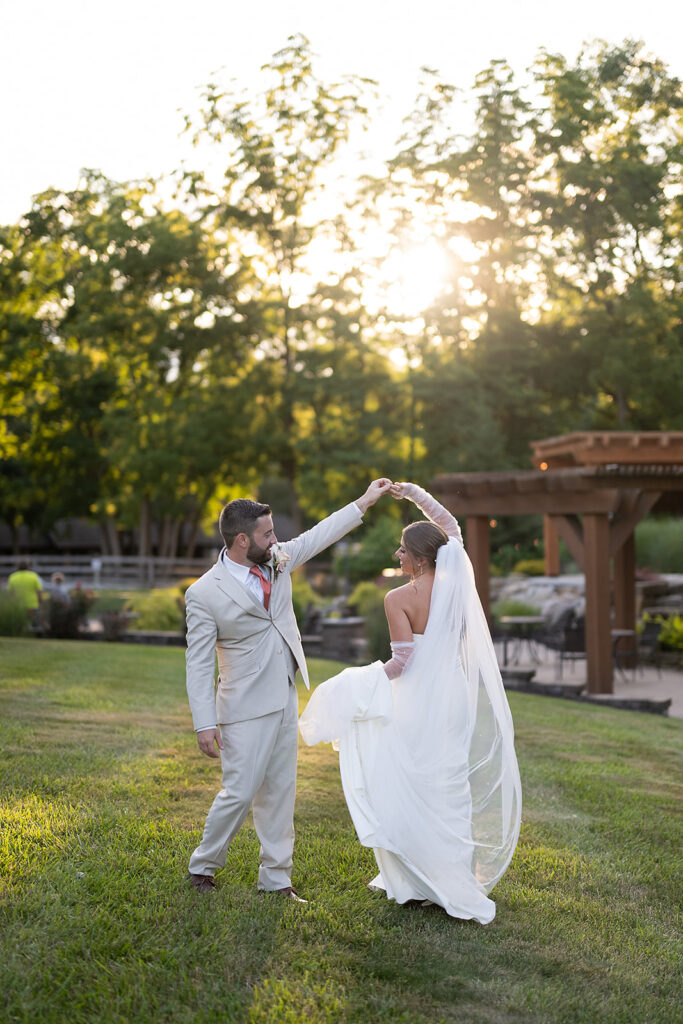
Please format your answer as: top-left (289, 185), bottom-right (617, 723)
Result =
top-left (0, 591), bottom-right (30, 636)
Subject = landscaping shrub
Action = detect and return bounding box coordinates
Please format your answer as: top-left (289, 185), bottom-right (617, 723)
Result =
top-left (291, 574), bottom-right (324, 629)
top-left (491, 598), bottom-right (541, 628)
top-left (40, 586), bottom-right (94, 639)
top-left (338, 515), bottom-right (401, 583)
top-left (91, 593), bottom-right (128, 614)
top-left (0, 591), bottom-right (31, 636)
top-left (125, 589), bottom-right (184, 631)
top-left (100, 609), bottom-right (132, 641)
top-left (348, 581), bottom-right (383, 617)
top-left (177, 577), bottom-right (198, 596)
top-left (513, 558), bottom-right (546, 576)
top-left (635, 516), bottom-right (683, 572)
top-left (491, 543), bottom-right (534, 574)
top-left (348, 581), bottom-right (391, 661)
top-left (657, 614), bottom-right (683, 651)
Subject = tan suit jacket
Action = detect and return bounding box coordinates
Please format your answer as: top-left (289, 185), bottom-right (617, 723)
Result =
top-left (185, 502), bottom-right (363, 730)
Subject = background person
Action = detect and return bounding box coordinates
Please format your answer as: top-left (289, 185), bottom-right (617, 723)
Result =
top-left (6, 560), bottom-right (44, 617)
top-left (48, 572), bottom-right (70, 603)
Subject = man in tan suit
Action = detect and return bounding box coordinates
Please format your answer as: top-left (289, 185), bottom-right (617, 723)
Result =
top-left (185, 479), bottom-right (392, 898)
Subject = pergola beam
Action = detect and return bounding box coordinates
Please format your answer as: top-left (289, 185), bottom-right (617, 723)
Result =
top-left (609, 491), bottom-right (661, 555)
top-left (543, 516), bottom-right (560, 576)
top-left (548, 514), bottom-right (585, 571)
top-left (583, 514), bottom-right (613, 693)
top-left (465, 516), bottom-right (491, 623)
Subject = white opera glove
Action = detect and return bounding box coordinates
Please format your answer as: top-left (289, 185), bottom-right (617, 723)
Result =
top-left (383, 640), bottom-right (415, 679)
top-left (395, 482), bottom-right (463, 543)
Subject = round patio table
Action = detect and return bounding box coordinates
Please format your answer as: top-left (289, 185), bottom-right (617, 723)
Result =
top-left (499, 615), bottom-right (545, 666)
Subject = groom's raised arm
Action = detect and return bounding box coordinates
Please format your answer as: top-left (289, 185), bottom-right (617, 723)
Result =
top-left (280, 478), bottom-right (392, 572)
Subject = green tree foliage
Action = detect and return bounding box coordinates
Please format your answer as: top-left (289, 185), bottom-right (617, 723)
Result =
top-left (1, 39), bottom-right (681, 554)
top-left (530, 40), bottom-right (683, 429)
top-left (381, 44), bottom-right (682, 472)
top-left (1, 174), bottom-right (257, 554)
top-left (181, 34), bottom-right (398, 527)
top-left (338, 514), bottom-right (402, 584)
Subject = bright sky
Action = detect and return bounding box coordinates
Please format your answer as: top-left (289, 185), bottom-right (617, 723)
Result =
top-left (2, 0), bottom-right (682, 225)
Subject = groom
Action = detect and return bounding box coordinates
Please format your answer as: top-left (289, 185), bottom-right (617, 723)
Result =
top-left (185, 478), bottom-right (392, 899)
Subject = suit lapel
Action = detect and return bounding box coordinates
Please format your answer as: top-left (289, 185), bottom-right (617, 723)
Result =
top-left (212, 555), bottom-right (270, 618)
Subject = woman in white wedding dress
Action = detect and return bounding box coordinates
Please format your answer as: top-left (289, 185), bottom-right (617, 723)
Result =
top-left (299, 482), bottom-right (521, 923)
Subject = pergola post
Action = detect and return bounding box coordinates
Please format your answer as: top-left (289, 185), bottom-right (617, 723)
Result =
top-left (613, 532), bottom-right (637, 666)
top-left (466, 516), bottom-right (491, 623)
top-left (583, 514), bottom-right (613, 693)
top-left (543, 515), bottom-right (561, 576)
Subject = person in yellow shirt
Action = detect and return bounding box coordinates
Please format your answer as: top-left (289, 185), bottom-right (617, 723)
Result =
top-left (7, 561), bottom-right (44, 614)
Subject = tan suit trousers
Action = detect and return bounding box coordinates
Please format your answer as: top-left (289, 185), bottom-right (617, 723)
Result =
top-left (188, 684), bottom-right (299, 889)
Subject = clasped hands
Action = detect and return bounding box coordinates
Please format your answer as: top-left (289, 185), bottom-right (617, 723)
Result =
top-left (356, 478), bottom-right (413, 512)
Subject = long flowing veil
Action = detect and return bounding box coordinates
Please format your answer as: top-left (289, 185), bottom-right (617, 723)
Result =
top-left (393, 536), bottom-right (522, 891)
top-left (300, 536), bottom-right (522, 902)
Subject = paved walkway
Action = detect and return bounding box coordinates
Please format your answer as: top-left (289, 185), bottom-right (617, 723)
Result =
top-left (494, 640), bottom-right (683, 718)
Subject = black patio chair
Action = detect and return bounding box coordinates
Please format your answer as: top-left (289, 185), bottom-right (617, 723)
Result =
top-left (535, 608), bottom-right (586, 679)
top-left (637, 619), bottom-right (662, 676)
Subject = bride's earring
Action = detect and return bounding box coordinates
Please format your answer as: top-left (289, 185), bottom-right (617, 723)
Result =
top-left (411, 560), bottom-right (425, 585)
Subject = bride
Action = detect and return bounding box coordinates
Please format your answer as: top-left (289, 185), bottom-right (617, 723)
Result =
top-left (299, 482), bottom-right (521, 923)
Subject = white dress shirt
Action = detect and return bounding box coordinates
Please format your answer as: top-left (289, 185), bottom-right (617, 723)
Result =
top-left (222, 551), bottom-right (270, 606)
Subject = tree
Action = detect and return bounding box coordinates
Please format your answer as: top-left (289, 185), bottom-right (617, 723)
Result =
top-left (530, 40), bottom-right (683, 429)
top-left (181, 35), bottom-right (398, 527)
top-left (2, 172), bottom-right (258, 554)
top-left (381, 62), bottom-right (552, 472)
top-left (0, 219), bottom-right (115, 548)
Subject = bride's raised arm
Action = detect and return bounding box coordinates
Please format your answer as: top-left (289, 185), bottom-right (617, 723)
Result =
top-left (390, 482), bottom-right (463, 544)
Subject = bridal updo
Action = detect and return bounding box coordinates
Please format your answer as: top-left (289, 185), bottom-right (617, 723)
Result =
top-left (402, 521), bottom-right (448, 570)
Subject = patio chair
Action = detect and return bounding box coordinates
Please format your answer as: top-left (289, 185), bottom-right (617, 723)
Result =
top-left (637, 619), bottom-right (662, 676)
top-left (535, 607), bottom-right (586, 679)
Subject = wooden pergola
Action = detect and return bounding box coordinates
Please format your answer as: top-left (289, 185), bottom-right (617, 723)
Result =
top-left (433, 432), bottom-right (683, 694)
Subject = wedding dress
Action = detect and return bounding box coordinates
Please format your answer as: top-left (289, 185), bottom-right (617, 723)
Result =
top-left (299, 486), bottom-right (521, 923)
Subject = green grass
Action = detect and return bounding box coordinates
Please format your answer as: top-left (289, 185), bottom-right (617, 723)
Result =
top-left (0, 639), bottom-right (681, 1024)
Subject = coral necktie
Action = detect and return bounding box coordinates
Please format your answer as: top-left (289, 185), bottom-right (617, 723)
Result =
top-left (249, 565), bottom-right (271, 611)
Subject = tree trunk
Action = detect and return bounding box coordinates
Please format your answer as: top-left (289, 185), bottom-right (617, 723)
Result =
top-left (168, 519), bottom-right (181, 560)
top-left (99, 522), bottom-right (111, 555)
top-left (159, 515), bottom-right (171, 560)
top-left (139, 499), bottom-right (151, 558)
top-left (287, 472), bottom-right (304, 537)
top-left (99, 517), bottom-right (121, 556)
top-left (184, 516), bottom-right (200, 558)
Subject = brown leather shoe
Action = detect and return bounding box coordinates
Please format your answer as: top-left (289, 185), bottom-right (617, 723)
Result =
top-left (188, 872), bottom-right (216, 893)
top-left (267, 886), bottom-right (308, 905)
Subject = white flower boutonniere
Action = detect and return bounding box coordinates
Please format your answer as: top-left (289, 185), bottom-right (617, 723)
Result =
top-left (271, 546), bottom-right (291, 576)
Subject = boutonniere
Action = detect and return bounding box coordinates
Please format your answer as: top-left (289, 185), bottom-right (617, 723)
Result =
top-left (271, 546), bottom-right (291, 576)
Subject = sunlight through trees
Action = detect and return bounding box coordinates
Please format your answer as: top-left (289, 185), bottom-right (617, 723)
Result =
top-left (1, 36), bottom-right (681, 553)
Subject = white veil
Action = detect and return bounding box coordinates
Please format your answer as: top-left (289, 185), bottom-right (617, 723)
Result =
top-left (300, 536), bottom-right (521, 904)
top-left (393, 536), bottom-right (522, 892)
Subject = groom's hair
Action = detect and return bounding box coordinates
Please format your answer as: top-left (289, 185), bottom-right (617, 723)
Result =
top-left (219, 499), bottom-right (272, 548)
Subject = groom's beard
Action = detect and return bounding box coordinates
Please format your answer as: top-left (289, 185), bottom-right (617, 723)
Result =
top-left (247, 538), bottom-right (272, 566)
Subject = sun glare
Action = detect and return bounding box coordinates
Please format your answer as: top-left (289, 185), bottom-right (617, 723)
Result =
top-left (385, 240), bottom-right (449, 317)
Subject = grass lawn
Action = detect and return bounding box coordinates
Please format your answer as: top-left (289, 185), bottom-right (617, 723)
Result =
top-left (0, 638), bottom-right (681, 1024)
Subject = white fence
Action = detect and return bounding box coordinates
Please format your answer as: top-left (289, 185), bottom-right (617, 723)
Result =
top-left (0, 555), bottom-right (216, 589)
